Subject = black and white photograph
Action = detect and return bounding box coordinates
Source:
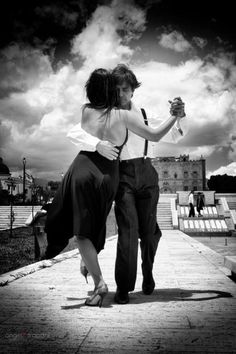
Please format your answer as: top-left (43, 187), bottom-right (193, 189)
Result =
top-left (0, 0), bottom-right (236, 352)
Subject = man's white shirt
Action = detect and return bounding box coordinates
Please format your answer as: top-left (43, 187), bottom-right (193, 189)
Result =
top-left (66, 108), bottom-right (187, 161)
top-left (188, 194), bottom-right (194, 204)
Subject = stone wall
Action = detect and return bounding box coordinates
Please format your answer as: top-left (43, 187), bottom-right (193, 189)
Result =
top-left (152, 155), bottom-right (206, 193)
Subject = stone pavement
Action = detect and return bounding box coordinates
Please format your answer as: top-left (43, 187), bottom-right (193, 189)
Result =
top-left (0, 230), bottom-right (236, 353)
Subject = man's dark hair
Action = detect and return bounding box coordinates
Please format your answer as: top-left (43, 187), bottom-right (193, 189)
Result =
top-left (112, 64), bottom-right (141, 91)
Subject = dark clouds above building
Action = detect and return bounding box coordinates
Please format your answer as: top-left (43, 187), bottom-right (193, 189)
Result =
top-left (0, 0), bottom-right (235, 179)
top-left (1, 0), bottom-right (235, 64)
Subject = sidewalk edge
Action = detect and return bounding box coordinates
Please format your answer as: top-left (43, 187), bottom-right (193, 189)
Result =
top-left (0, 234), bottom-right (118, 287)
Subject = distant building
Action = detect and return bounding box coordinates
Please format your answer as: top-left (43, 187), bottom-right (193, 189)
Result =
top-left (0, 157), bottom-right (32, 201)
top-left (151, 155), bottom-right (206, 193)
top-left (0, 157), bottom-right (11, 191)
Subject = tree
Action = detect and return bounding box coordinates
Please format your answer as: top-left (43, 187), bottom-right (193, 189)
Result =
top-left (47, 181), bottom-right (61, 198)
top-left (207, 174), bottom-right (236, 193)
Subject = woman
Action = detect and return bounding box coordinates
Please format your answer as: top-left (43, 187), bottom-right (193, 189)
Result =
top-left (44, 68), bottom-right (185, 307)
top-left (196, 192), bottom-right (205, 217)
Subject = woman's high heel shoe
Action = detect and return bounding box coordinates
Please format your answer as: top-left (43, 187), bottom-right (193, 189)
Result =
top-left (80, 259), bottom-right (89, 283)
top-left (85, 284), bottom-right (108, 308)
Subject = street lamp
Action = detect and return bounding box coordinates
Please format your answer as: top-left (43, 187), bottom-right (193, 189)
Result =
top-left (22, 157), bottom-right (26, 204)
top-left (5, 177), bottom-right (16, 238)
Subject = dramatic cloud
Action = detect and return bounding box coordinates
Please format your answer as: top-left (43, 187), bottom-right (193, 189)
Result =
top-left (158, 30), bottom-right (192, 52)
top-left (0, 0), bottom-right (235, 180)
top-left (131, 53), bottom-right (236, 176)
top-left (207, 162), bottom-right (236, 178)
top-left (0, 0), bottom-right (148, 179)
top-left (0, 44), bottom-right (52, 98)
top-left (192, 36), bottom-right (208, 49)
top-left (71, 0), bottom-right (146, 69)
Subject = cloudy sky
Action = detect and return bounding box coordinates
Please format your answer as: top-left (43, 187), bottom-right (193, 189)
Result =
top-left (0, 0), bottom-right (235, 181)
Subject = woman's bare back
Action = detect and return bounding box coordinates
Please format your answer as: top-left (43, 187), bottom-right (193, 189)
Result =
top-left (81, 107), bottom-right (127, 146)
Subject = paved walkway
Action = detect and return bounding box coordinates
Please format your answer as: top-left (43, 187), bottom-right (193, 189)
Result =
top-left (0, 230), bottom-right (236, 353)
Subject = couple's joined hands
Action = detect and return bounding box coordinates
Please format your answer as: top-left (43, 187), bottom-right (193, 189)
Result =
top-left (169, 97), bottom-right (186, 118)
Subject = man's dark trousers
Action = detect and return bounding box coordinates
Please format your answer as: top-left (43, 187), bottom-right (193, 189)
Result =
top-left (114, 157), bottom-right (162, 293)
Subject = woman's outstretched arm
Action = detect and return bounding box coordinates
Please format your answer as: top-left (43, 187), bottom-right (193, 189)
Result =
top-left (123, 98), bottom-right (185, 142)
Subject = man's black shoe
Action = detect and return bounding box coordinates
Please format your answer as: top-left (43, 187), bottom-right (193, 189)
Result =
top-left (142, 275), bottom-right (155, 295)
top-left (114, 289), bottom-right (129, 304)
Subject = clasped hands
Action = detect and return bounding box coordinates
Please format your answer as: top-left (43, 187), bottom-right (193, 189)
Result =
top-left (169, 97), bottom-right (186, 118)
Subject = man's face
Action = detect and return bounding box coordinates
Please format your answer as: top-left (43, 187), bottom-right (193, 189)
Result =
top-left (116, 81), bottom-right (133, 109)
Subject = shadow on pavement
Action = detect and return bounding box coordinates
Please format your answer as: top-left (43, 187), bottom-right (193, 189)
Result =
top-left (60, 288), bottom-right (233, 309)
top-left (130, 288), bottom-right (233, 303)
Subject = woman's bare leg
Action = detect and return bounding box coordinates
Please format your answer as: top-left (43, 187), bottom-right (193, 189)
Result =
top-left (76, 237), bottom-right (105, 288)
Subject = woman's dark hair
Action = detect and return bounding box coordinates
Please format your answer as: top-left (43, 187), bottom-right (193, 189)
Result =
top-left (112, 64), bottom-right (141, 91)
top-left (85, 68), bottom-right (118, 113)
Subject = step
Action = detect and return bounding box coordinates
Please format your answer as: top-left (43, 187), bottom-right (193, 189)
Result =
top-left (228, 202), bottom-right (236, 210)
top-left (156, 200), bottom-right (173, 229)
top-left (0, 205), bottom-right (42, 230)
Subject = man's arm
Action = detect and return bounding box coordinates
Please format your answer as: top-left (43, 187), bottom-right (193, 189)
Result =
top-left (67, 123), bottom-right (119, 160)
top-left (67, 123), bottom-right (100, 151)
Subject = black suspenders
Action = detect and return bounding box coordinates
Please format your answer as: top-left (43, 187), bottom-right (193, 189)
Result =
top-left (141, 108), bottom-right (148, 159)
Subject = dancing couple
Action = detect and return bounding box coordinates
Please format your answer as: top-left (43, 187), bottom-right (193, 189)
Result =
top-left (44, 64), bottom-right (186, 307)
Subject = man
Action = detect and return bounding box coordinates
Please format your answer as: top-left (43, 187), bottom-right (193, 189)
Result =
top-left (67, 64), bottom-right (185, 304)
top-left (188, 190), bottom-right (195, 217)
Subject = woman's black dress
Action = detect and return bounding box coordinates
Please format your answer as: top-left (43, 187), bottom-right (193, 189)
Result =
top-left (44, 133), bottom-right (127, 259)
